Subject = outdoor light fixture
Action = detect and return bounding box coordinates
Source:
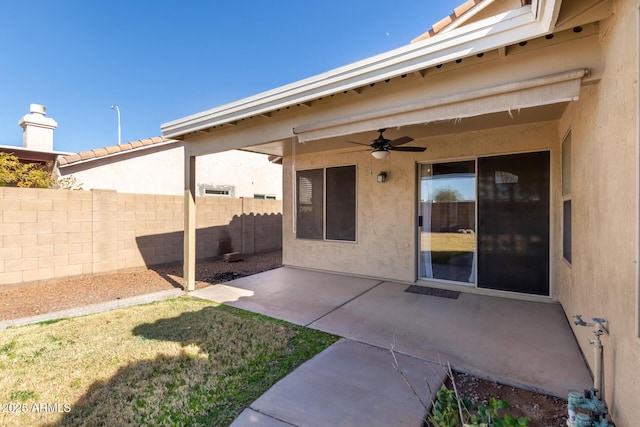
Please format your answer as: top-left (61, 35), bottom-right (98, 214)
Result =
top-left (377, 172), bottom-right (387, 183)
top-left (371, 148), bottom-right (389, 159)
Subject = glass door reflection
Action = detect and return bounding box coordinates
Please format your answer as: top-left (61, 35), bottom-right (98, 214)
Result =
top-left (419, 161), bottom-right (476, 284)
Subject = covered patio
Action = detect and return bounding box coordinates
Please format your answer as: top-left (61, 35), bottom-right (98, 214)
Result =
top-left (161, 0), bottom-right (639, 423)
top-left (192, 267), bottom-right (592, 399)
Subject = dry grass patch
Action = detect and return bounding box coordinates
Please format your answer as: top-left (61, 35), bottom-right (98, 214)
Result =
top-left (0, 297), bottom-right (337, 427)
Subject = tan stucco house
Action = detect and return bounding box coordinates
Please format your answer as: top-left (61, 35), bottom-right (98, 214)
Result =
top-left (161, 0), bottom-right (639, 424)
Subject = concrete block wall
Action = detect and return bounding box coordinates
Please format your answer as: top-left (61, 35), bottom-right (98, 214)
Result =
top-left (0, 187), bottom-right (282, 288)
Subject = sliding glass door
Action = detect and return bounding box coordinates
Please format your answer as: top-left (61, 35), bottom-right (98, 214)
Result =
top-left (418, 152), bottom-right (550, 296)
top-left (419, 161), bottom-right (476, 284)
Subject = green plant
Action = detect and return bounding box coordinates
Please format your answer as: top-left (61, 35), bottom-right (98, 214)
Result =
top-left (390, 346), bottom-right (528, 427)
top-left (427, 383), bottom-right (529, 427)
top-left (0, 152), bottom-right (83, 190)
top-left (0, 152), bottom-right (51, 188)
top-left (9, 390), bottom-right (37, 402)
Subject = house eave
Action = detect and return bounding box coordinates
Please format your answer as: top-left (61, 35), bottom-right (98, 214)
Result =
top-left (162, 0), bottom-right (561, 140)
top-left (56, 139), bottom-right (180, 169)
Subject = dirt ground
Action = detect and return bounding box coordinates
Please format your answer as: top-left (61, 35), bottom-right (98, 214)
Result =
top-left (450, 372), bottom-right (568, 427)
top-left (0, 251), bottom-right (283, 321)
top-left (0, 250), bottom-right (568, 425)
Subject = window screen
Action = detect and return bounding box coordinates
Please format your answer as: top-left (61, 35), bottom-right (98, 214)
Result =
top-left (563, 200), bottom-right (572, 263)
top-left (326, 165), bottom-right (356, 241)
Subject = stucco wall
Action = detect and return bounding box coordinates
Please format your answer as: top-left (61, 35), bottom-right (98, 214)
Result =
top-left (58, 146), bottom-right (283, 199)
top-left (0, 187), bottom-right (282, 288)
top-left (554, 2), bottom-right (640, 424)
top-left (283, 121), bottom-right (558, 284)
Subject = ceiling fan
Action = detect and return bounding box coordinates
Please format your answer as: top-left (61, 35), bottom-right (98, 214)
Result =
top-left (348, 129), bottom-right (426, 159)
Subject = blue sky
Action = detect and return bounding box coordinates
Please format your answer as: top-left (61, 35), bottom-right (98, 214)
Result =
top-left (0, 1), bottom-right (461, 154)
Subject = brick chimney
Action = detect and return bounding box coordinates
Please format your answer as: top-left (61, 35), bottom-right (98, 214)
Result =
top-left (18, 104), bottom-right (57, 151)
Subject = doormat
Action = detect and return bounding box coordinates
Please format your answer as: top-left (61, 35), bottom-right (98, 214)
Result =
top-left (405, 285), bottom-right (460, 299)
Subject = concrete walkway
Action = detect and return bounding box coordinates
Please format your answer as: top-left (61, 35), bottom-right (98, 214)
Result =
top-left (192, 267), bottom-right (593, 427)
top-left (233, 339), bottom-right (445, 427)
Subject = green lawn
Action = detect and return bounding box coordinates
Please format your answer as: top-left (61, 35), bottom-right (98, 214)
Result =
top-left (0, 298), bottom-right (338, 427)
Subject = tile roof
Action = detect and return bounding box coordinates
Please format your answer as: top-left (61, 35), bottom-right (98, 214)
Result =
top-left (56, 136), bottom-right (176, 167)
top-left (411, 0), bottom-right (485, 43)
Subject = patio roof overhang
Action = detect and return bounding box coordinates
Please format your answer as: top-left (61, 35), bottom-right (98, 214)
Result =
top-left (173, 0), bottom-right (610, 292)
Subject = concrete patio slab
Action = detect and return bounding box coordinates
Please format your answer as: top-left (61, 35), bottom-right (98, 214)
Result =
top-left (232, 339), bottom-right (445, 427)
top-left (310, 281), bottom-right (592, 398)
top-left (193, 267), bottom-right (592, 425)
top-left (190, 268), bottom-right (381, 326)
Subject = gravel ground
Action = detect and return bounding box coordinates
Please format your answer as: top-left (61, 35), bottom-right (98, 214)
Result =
top-left (0, 251), bottom-right (282, 321)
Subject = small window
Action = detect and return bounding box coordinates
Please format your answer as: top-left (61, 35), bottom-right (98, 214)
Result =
top-left (296, 165), bottom-right (356, 242)
top-left (200, 184), bottom-right (235, 197)
top-left (205, 189), bottom-right (229, 196)
top-left (562, 132), bottom-right (572, 263)
top-left (254, 194), bottom-right (277, 200)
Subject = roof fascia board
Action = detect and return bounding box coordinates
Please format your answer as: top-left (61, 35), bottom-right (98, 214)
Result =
top-left (440, 0), bottom-right (499, 34)
top-left (162, 0), bottom-right (559, 139)
top-left (534, 0), bottom-right (563, 28)
top-left (0, 145), bottom-right (72, 156)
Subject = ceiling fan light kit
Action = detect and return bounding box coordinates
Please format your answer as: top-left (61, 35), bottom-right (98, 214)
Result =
top-left (348, 128), bottom-right (426, 159)
top-left (372, 149), bottom-right (389, 159)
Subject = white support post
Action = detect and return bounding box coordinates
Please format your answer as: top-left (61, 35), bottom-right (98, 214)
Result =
top-left (184, 153), bottom-right (197, 292)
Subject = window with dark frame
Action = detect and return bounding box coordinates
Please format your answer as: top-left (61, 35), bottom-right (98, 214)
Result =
top-left (562, 132), bottom-right (572, 263)
top-left (296, 165), bottom-right (356, 242)
top-left (205, 189), bottom-right (230, 196)
top-left (254, 194), bottom-right (277, 200)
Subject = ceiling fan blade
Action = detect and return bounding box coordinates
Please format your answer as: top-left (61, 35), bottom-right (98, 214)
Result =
top-left (388, 136), bottom-right (414, 147)
top-left (388, 146), bottom-right (426, 152)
